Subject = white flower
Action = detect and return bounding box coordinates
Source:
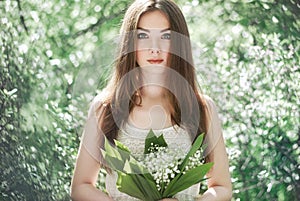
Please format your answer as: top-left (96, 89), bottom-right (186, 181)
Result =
top-left (140, 143), bottom-right (205, 191)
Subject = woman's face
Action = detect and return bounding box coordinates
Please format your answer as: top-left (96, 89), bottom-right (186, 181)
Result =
top-left (136, 10), bottom-right (171, 68)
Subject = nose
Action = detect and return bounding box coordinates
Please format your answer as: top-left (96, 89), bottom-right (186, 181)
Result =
top-left (149, 48), bottom-right (161, 54)
top-left (149, 38), bottom-right (161, 54)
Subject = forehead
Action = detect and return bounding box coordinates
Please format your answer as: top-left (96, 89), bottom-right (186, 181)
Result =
top-left (137, 10), bottom-right (170, 29)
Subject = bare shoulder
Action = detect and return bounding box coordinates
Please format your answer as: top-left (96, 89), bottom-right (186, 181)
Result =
top-left (202, 94), bottom-right (219, 113)
top-left (88, 90), bottom-right (110, 115)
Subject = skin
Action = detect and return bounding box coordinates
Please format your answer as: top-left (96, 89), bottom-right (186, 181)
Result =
top-left (71, 10), bottom-right (232, 201)
top-left (132, 10), bottom-right (172, 130)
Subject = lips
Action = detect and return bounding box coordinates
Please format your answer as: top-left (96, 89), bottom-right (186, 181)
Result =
top-left (147, 59), bottom-right (164, 64)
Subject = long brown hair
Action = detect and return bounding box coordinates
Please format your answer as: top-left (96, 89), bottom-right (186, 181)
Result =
top-left (98, 0), bottom-right (208, 144)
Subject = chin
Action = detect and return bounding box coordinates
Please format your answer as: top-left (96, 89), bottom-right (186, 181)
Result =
top-left (141, 64), bottom-right (167, 74)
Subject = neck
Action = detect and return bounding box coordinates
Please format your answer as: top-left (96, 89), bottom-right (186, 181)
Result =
top-left (140, 85), bottom-right (166, 103)
top-left (129, 89), bottom-right (172, 130)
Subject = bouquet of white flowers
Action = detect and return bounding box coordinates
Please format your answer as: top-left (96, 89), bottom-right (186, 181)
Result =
top-left (101, 130), bottom-right (213, 201)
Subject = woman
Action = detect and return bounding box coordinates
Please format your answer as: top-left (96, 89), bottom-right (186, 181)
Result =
top-left (71, 0), bottom-right (232, 200)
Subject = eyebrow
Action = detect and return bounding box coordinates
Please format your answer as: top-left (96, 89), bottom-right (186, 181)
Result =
top-left (137, 27), bottom-right (170, 33)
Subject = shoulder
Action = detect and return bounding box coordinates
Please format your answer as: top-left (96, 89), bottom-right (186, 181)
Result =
top-left (87, 90), bottom-right (110, 117)
top-left (201, 94), bottom-right (222, 124)
top-left (202, 95), bottom-right (219, 113)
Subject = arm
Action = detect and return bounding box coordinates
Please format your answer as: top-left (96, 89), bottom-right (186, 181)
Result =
top-left (196, 136), bottom-right (232, 201)
top-left (196, 97), bottom-right (232, 201)
top-left (71, 94), bottom-right (114, 201)
top-left (71, 144), bottom-right (114, 201)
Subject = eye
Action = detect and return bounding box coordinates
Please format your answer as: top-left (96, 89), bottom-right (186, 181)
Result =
top-left (161, 33), bottom-right (171, 40)
top-left (137, 32), bottom-right (149, 39)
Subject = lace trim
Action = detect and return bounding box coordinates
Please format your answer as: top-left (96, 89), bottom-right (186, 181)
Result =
top-left (118, 123), bottom-right (192, 156)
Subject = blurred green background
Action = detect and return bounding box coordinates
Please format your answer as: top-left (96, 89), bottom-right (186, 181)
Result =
top-left (1, 0), bottom-right (299, 200)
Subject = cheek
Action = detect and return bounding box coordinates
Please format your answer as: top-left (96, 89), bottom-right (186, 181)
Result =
top-left (160, 41), bottom-right (171, 53)
top-left (136, 50), bottom-right (146, 65)
top-left (163, 51), bottom-right (169, 61)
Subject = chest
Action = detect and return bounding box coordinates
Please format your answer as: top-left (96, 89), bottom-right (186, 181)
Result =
top-left (117, 124), bottom-right (192, 157)
top-left (129, 105), bottom-right (172, 130)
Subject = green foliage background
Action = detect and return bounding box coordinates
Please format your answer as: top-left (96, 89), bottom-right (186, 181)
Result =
top-left (1, 0), bottom-right (299, 200)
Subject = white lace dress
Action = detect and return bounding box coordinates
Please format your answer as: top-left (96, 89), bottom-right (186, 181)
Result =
top-left (82, 94), bottom-right (223, 201)
top-left (105, 123), bottom-right (200, 201)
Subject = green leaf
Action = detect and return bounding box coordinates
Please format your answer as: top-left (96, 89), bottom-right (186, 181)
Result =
top-left (163, 162), bottom-right (213, 197)
top-left (115, 138), bottom-right (146, 170)
top-left (114, 139), bottom-right (130, 153)
top-left (102, 138), bottom-right (149, 173)
top-left (117, 172), bottom-right (146, 200)
top-left (117, 172), bottom-right (161, 201)
top-left (104, 136), bottom-right (122, 160)
top-left (129, 156), bottom-right (149, 173)
top-left (144, 129), bottom-right (168, 154)
top-left (101, 149), bottom-right (126, 172)
top-left (114, 143), bottom-right (132, 163)
top-left (179, 133), bottom-right (204, 170)
top-left (123, 158), bottom-right (148, 174)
